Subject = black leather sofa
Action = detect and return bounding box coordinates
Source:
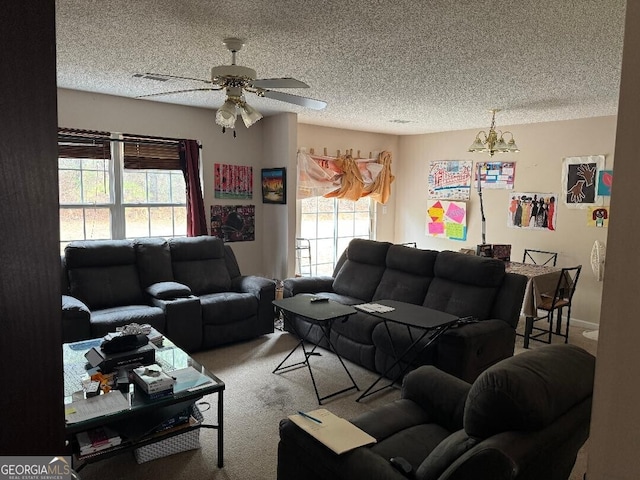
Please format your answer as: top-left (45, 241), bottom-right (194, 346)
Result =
top-left (283, 239), bottom-right (527, 382)
top-left (278, 344), bottom-right (595, 480)
top-left (61, 236), bottom-right (275, 352)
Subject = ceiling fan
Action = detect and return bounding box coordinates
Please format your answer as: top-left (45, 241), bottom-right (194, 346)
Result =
top-left (136, 37), bottom-right (327, 132)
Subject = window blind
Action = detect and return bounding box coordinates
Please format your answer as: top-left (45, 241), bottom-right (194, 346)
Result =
top-left (122, 134), bottom-right (182, 170)
top-left (58, 128), bottom-right (111, 159)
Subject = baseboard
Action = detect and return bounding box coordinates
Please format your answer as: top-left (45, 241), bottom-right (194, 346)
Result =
top-left (518, 314), bottom-right (599, 331)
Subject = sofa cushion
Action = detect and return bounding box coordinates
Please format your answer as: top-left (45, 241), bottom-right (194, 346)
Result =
top-left (373, 246), bottom-right (437, 303)
top-left (463, 344), bottom-right (596, 439)
top-left (199, 292), bottom-right (257, 325)
top-left (169, 237), bottom-right (231, 294)
top-left (423, 251), bottom-right (505, 319)
top-left (90, 305), bottom-right (165, 337)
top-left (68, 265), bottom-right (144, 310)
top-left (134, 237), bottom-right (174, 288)
top-left (332, 239), bottom-right (391, 301)
top-left (65, 240), bottom-right (145, 309)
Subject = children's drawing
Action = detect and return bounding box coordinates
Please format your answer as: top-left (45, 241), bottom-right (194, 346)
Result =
top-left (562, 155), bottom-right (605, 208)
top-left (597, 170), bottom-right (613, 196)
top-left (507, 193), bottom-right (558, 231)
top-left (428, 160), bottom-right (472, 200)
top-left (475, 161), bottom-right (516, 189)
top-left (588, 207), bottom-right (609, 228)
top-left (426, 200), bottom-right (467, 240)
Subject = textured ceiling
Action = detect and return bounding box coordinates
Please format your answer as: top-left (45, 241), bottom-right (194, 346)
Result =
top-left (55, 0), bottom-right (627, 135)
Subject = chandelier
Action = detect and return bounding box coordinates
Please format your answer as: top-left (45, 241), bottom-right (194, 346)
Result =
top-left (468, 109), bottom-right (519, 156)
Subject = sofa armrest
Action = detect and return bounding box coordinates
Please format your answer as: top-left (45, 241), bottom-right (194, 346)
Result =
top-left (401, 365), bottom-right (471, 432)
top-left (62, 294), bottom-right (91, 342)
top-left (436, 319), bottom-right (516, 383)
top-left (278, 418), bottom-right (408, 480)
top-left (149, 295), bottom-right (202, 352)
top-left (232, 275), bottom-right (276, 335)
top-left (145, 281), bottom-right (192, 300)
top-left (283, 276), bottom-right (335, 297)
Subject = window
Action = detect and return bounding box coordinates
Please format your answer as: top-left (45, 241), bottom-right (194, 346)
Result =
top-left (298, 196), bottom-right (374, 276)
top-left (58, 130), bottom-right (187, 253)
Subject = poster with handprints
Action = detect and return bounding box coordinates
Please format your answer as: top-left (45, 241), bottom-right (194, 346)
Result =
top-left (428, 160), bottom-right (472, 200)
top-left (562, 155), bottom-right (605, 208)
top-left (507, 193), bottom-right (558, 231)
top-left (426, 200), bottom-right (467, 240)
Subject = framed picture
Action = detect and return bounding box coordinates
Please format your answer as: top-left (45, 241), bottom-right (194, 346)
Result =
top-left (261, 167), bottom-right (287, 204)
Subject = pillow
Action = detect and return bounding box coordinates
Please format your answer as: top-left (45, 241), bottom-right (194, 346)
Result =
top-left (145, 281), bottom-right (192, 300)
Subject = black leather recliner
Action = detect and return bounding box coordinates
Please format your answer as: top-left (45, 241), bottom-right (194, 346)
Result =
top-left (278, 344), bottom-right (595, 480)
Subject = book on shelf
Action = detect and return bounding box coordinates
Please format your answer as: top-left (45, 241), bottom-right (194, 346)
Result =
top-left (132, 364), bottom-right (175, 394)
top-left (76, 426), bottom-right (122, 456)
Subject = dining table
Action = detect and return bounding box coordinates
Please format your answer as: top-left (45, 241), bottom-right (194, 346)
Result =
top-left (505, 261), bottom-right (562, 348)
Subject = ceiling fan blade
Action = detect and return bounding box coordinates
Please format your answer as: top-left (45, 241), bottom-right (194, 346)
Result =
top-left (252, 78), bottom-right (309, 89)
top-left (136, 87), bottom-right (222, 98)
top-left (260, 90), bottom-right (327, 110)
top-left (138, 72), bottom-right (212, 84)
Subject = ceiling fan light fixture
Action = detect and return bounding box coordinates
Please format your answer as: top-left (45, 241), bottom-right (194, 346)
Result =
top-left (215, 99), bottom-right (238, 128)
top-left (240, 102), bottom-right (263, 127)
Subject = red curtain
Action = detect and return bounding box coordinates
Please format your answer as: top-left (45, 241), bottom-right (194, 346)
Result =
top-left (180, 139), bottom-right (207, 236)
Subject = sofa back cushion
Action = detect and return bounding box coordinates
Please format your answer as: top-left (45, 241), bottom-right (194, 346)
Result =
top-left (134, 237), bottom-right (174, 288)
top-left (332, 239), bottom-right (391, 301)
top-left (464, 344), bottom-right (595, 439)
top-left (65, 240), bottom-right (144, 309)
top-left (169, 236), bottom-right (231, 295)
top-left (372, 245), bottom-right (438, 304)
top-left (423, 251), bottom-right (505, 319)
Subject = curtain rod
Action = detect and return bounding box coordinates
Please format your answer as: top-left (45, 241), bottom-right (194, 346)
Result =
top-left (58, 134), bottom-right (202, 149)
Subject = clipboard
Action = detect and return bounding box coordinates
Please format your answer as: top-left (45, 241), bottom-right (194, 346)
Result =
top-left (288, 408), bottom-right (376, 454)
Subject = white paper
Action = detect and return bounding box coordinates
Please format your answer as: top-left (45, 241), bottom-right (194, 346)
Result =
top-left (65, 390), bottom-right (129, 424)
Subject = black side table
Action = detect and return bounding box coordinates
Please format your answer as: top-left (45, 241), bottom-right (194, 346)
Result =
top-left (272, 294), bottom-right (359, 404)
top-left (355, 299), bottom-right (459, 402)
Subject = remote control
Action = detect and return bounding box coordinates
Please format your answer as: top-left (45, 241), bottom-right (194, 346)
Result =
top-left (310, 296), bottom-right (329, 303)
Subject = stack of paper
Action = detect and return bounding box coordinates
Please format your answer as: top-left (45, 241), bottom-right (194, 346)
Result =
top-left (355, 303), bottom-right (396, 314)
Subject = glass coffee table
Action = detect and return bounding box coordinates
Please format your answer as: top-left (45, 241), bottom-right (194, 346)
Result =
top-left (63, 337), bottom-right (225, 470)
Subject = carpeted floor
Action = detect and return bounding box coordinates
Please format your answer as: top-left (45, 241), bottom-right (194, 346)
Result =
top-left (75, 321), bottom-right (598, 480)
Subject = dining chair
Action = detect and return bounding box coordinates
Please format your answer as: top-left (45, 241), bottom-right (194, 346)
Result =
top-left (524, 265), bottom-right (582, 346)
top-left (522, 248), bottom-right (558, 266)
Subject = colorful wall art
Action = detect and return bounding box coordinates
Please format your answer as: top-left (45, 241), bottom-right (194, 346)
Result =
top-left (562, 155), bottom-right (605, 208)
top-left (428, 160), bottom-right (472, 200)
top-left (588, 207), bottom-right (610, 228)
top-left (214, 163), bottom-right (253, 199)
top-left (597, 170), bottom-right (613, 196)
top-left (475, 161), bottom-right (516, 189)
top-left (210, 204), bottom-right (255, 242)
top-left (426, 200), bottom-right (467, 241)
top-left (507, 193), bottom-right (558, 231)
top-left (261, 167), bottom-right (286, 204)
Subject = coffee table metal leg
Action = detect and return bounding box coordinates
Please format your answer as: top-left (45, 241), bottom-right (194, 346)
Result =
top-left (218, 389), bottom-right (224, 468)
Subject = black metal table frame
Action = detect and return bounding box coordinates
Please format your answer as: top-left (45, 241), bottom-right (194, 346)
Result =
top-left (356, 302), bottom-right (458, 402)
top-left (273, 307), bottom-right (359, 404)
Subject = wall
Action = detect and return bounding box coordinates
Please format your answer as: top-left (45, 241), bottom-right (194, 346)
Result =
top-left (397, 116), bottom-right (616, 326)
top-left (0, 0), bottom-right (65, 454)
top-left (57, 88), bottom-right (271, 275)
top-left (262, 113), bottom-right (298, 279)
top-left (297, 123), bottom-right (400, 243)
top-left (588, 0), bottom-right (640, 477)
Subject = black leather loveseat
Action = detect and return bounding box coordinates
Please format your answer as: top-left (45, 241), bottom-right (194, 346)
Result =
top-left (278, 344), bottom-right (595, 480)
top-left (283, 239), bottom-right (527, 383)
top-left (61, 236), bottom-right (275, 352)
